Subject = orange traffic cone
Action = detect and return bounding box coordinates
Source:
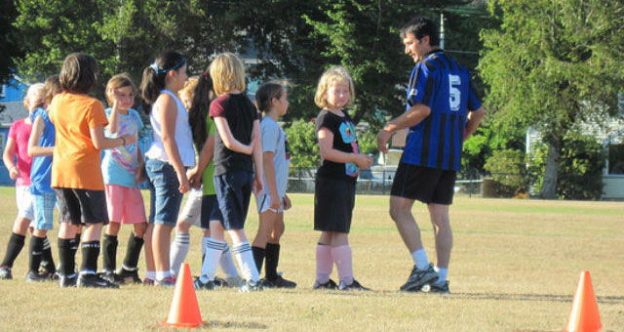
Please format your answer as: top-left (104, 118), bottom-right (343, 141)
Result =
top-left (566, 271), bottom-right (602, 332)
top-left (161, 263), bottom-right (203, 328)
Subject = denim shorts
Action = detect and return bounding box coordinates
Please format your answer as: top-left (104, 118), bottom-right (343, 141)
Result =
top-left (145, 159), bottom-right (183, 226)
top-left (214, 170), bottom-right (253, 230)
top-left (33, 192), bottom-right (56, 230)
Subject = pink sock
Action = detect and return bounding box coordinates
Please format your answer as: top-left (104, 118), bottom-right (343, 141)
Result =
top-left (331, 245), bottom-right (354, 285)
top-left (315, 244), bottom-right (333, 283)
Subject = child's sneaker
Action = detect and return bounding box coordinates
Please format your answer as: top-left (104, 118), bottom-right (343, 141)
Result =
top-left (262, 275), bottom-right (297, 288)
top-left (77, 274), bottom-right (120, 288)
top-left (100, 271), bottom-right (121, 284)
top-left (155, 276), bottom-right (176, 287)
top-left (142, 277), bottom-right (155, 286)
top-left (428, 280), bottom-right (450, 294)
top-left (59, 274), bottom-right (77, 288)
top-left (239, 279), bottom-right (263, 292)
top-left (338, 279), bottom-right (370, 291)
top-left (313, 279), bottom-right (338, 290)
top-left (222, 276), bottom-right (243, 288)
top-left (0, 266), bottom-right (12, 280)
top-left (25, 271), bottom-right (49, 282)
top-left (193, 277), bottom-right (215, 290)
top-left (400, 264), bottom-right (439, 292)
top-left (116, 267), bottom-right (142, 284)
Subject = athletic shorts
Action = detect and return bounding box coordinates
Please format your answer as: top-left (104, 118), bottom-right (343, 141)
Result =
top-left (145, 159), bottom-right (183, 226)
top-left (33, 192), bottom-right (56, 230)
top-left (201, 195), bottom-right (223, 227)
top-left (255, 191), bottom-right (284, 213)
top-left (105, 184), bottom-right (147, 224)
top-left (314, 177), bottom-right (355, 233)
top-left (55, 188), bottom-right (109, 225)
top-left (390, 163), bottom-right (457, 205)
top-left (16, 185), bottom-right (34, 221)
top-left (214, 170), bottom-right (253, 230)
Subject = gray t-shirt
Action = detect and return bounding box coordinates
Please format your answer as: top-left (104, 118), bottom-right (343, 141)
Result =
top-left (260, 116), bottom-right (289, 197)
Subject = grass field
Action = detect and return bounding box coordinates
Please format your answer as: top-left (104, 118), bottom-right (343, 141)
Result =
top-left (0, 186), bottom-right (622, 331)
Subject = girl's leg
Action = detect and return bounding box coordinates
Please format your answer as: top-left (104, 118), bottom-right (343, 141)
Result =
top-left (152, 223), bottom-right (174, 283)
top-left (102, 222), bottom-right (121, 275)
top-left (197, 220), bottom-right (226, 287)
top-left (57, 222), bottom-right (79, 286)
top-left (170, 220), bottom-right (192, 277)
top-left (143, 223), bottom-right (155, 283)
top-left (264, 213), bottom-right (295, 287)
top-left (314, 231), bottom-right (334, 287)
top-left (117, 222), bottom-right (147, 283)
top-left (251, 210), bottom-right (277, 274)
top-left (229, 229), bottom-right (260, 285)
top-left (27, 228), bottom-right (48, 280)
top-left (0, 217), bottom-right (32, 272)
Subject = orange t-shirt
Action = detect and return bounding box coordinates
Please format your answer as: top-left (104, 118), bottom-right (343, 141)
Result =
top-left (49, 92), bottom-right (108, 190)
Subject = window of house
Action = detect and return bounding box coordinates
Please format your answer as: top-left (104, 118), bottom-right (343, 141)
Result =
top-left (608, 144), bottom-right (624, 174)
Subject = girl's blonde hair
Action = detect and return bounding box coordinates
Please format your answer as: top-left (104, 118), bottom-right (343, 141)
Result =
top-left (179, 76), bottom-right (199, 110)
top-left (314, 66), bottom-right (355, 109)
top-left (210, 52), bottom-right (246, 96)
top-left (105, 73), bottom-right (136, 106)
top-left (23, 83), bottom-right (46, 111)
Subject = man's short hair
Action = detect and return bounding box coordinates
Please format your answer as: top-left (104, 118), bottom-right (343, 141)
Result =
top-left (400, 16), bottom-right (439, 47)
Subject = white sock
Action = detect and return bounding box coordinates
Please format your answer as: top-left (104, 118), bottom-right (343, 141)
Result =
top-left (169, 233), bottom-right (190, 276)
top-left (232, 241), bottom-right (259, 282)
top-left (411, 249), bottom-right (430, 271)
top-left (200, 237), bottom-right (225, 283)
top-left (146, 271), bottom-right (156, 280)
top-left (436, 267), bottom-right (448, 284)
top-left (156, 270), bottom-right (171, 281)
top-left (220, 245), bottom-right (240, 278)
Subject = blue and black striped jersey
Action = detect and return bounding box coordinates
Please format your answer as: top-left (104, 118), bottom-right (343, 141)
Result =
top-left (401, 50), bottom-right (481, 171)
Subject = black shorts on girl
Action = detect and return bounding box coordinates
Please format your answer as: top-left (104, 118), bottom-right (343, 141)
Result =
top-left (55, 188), bottom-right (109, 225)
top-left (213, 170), bottom-right (253, 230)
top-left (390, 163), bottom-right (457, 205)
top-left (201, 194), bottom-right (223, 229)
top-left (314, 177), bottom-right (356, 233)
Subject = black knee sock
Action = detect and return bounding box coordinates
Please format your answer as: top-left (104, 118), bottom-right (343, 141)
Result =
top-left (40, 236), bottom-right (56, 274)
top-left (58, 238), bottom-right (75, 276)
top-left (265, 243), bottom-right (280, 280)
top-left (102, 234), bottom-right (118, 272)
top-left (1, 233), bottom-right (26, 267)
top-left (29, 236), bottom-right (45, 273)
top-left (251, 246), bottom-right (266, 275)
top-left (122, 234), bottom-right (143, 270)
top-left (70, 234), bottom-right (81, 260)
top-left (80, 241), bottom-right (100, 274)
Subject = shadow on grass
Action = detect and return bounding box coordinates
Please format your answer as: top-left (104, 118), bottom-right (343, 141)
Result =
top-left (451, 292), bottom-right (624, 304)
top-left (151, 320), bottom-right (268, 330)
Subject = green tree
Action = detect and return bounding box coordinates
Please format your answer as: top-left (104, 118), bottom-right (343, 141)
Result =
top-left (479, 0), bottom-right (624, 198)
top-left (284, 119), bottom-right (319, 168)
top-left (0, 0), bottom-right (22, 113)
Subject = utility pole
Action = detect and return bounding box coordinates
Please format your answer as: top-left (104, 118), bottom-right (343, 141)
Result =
top-left (439, 11), bottom-right (445, 50)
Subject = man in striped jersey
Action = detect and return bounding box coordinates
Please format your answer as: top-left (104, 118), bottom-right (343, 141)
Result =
top-left (377, 16), bottom-right (486, 293)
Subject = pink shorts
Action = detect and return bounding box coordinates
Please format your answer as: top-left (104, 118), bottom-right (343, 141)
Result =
top-left (105, 184), bottom-right (147, 224)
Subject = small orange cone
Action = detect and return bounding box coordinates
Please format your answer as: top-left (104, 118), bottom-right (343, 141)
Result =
top-left (566, 271), bottom-right (602, 332)
top-left (161, 263), bottom-right (203, 328)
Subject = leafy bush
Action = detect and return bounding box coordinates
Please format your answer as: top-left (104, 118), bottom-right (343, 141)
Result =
top-left (284, 120), bottom-right (319, 169)
top-left (483, 149), bottom-right (527, 197)
top-left (357, 130), bottom-right (377, 155)
top-left (527, 132), bottom-right (605, 200)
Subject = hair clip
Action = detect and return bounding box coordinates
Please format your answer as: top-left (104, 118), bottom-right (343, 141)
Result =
top-left (150, 63), bottom-right (166, 76)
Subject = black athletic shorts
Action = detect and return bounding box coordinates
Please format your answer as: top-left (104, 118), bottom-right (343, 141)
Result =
top-left (390, 163), bottom-right (456, 205)
top-left (314, 176), bottom-right (356, 233)
top-left (55, 188), bottom-right (109, 225)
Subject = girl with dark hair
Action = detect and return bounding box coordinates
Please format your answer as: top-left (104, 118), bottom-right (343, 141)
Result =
top-left (140, 51), bottom-right (195, 286)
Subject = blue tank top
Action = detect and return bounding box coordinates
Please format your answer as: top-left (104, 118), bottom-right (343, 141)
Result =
top-left (29, 107), bottom-right (55, 195)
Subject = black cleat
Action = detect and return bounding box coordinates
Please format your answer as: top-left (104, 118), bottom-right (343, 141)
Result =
top-left (25, 271), bottom-right (49, 282)
top-left (262, 275), bottom-right (297, 288)
top-left (239, 279), bottom-right (263, 292)
top-left (428, 280), bottom-right (450, 294)
top-left (193, 277), bottom-right (215, 290)
top-left (400, 264), bottom-right (439, 292)
top-left (313, 279), bottom-right (338, 290)
top-left (338, 279), bottom-right (370, 291)
top-left (0, 266), bottom-right (13, 280)
top-left (77, 274), bottom-right (120, 288)
top-left (116, 268), bottom-right (142, 284)
top-left (59, 274), bottom-right (78, 288)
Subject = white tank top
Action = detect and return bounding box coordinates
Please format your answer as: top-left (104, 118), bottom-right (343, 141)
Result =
top-left (145, 89), bottom-right (196, 167)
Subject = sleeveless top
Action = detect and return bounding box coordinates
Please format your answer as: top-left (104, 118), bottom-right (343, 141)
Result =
top-left (145, 89), bottom-right (195, 167)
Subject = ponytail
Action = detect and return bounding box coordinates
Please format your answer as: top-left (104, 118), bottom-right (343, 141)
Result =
top-left (139, 50), bottom-right (187, 112)
top-left (188, 72), bottom-right (215, 150)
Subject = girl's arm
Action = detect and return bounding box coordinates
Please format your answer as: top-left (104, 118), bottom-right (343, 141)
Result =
top-left (27, 116), bottom-right (53, 157)
top-left (252, 119), bottom-right (264, 194)
top-left (262, 149), bottom-right (280, 210)
top-left (213, 117), bottom-right (253, 155)
top-left (90, 126), bottom-right (137, 150)
top-left (106, 103), bottom-right (120, 134)
top-left (155, 94), bottom-right (189, 194)
top-left (188, 134), bottom-right (215, 186)
top-left (318, 128), bottom-right (372, 169)
top-left (135, 142), bottom-right (145, 184)
top-left (2, 138), bottom-right (18, 179)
